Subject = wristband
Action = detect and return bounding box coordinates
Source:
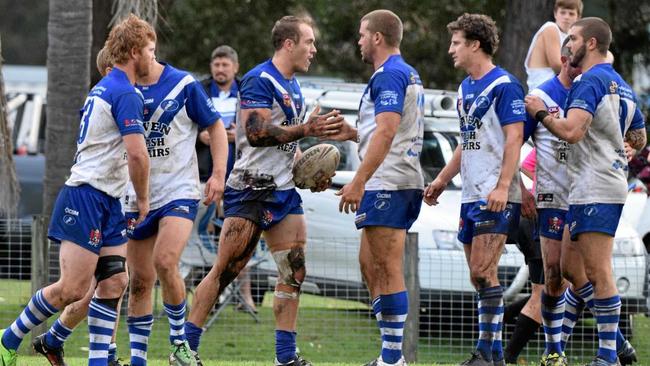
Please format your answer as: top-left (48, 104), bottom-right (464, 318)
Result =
top-left (535, 110), bottom-right (550, 123)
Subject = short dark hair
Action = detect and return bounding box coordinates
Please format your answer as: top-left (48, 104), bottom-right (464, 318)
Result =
top-left (211, 45), bottom-right (238, 64)
top-left (555, 0), bottom-right (583, 17)
top-left (561, 36), bottom-right (571, 57)
top-left (361, 9), bottom-right (403, 48)
top-left (271, 16), bottom-right (313, 51)
top-left (572, 17), bottom-right (611, 55)
top-left (447, 13), bottom-right (499, 56)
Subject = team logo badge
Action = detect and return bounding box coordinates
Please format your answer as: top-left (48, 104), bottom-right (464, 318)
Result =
top-left (374, 199), bottom-right (390, 211)
top-left (547, 216), bottom-right (563, 234)
top-left (475, 96), bottom-right (490, 109)
top-left (262, 210), bottom-right (274, 226)
top-left (548, 106), bottom-right (560, 118)
top-left (609, 81), bottom-right (618, 94)
top-left (89, 229), bottom-right (102, 246)
top-left (283, 94), bottom-right (292, 107)
top-left (161, 99), bottom-right (180, 112)
top-left (62, 215), bottom-right (76, 226)
top-left (127, 218), bottom-right (137, 234)
top-left (583, 206), bottom-right (598, 217)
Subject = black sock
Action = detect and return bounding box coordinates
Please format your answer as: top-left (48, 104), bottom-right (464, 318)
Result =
top-left (504, 313), bottom-right (540, 363)
top-left (503, 295), bottom-right (530, 324)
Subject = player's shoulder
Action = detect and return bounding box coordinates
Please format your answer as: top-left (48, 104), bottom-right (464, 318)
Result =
top-left (242, 60), bottom-right (273, 81)
top-left (161, 63), bottom-right (197, 85)
top-left (376, 55), bottom-right (420, 84)
top-left (92, 68), bottom-right (139, 101)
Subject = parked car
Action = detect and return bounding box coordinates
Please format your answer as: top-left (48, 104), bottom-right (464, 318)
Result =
top-left (251, 81), bottom-right (648, 335)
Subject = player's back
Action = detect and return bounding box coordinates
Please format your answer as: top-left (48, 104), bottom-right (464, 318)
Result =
top-left (228, 59), bottom-right (306, 191)
top-left (567, 63), bottom-right (644, 204)
top-left (529, 76), bottom-right (570, 209)
top-left (358, 54), bottom-right (424, 191)
top-left (457, 66), bottom-right (524, 203)
top-left (66, 67), bottom-right (144, 198)
top-left (122, 63), bottom-right (219, 211)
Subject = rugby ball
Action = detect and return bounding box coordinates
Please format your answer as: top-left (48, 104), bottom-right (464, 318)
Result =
top-left (293, 144), bottom-right (340, 189)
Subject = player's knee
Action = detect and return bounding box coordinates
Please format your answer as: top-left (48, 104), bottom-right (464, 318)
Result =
top-left (153, 251), bottom-right (179, 278)
top-left (129, 273), bottom-right (154, 299)
top-left (60, 285), bottom-right (89, 304)
top-left (97, 271), bottom-right (128, 298)
top-left (470, 266), bottom-right (494, 289)
top-left (272, 247), bottom-right (306, 291)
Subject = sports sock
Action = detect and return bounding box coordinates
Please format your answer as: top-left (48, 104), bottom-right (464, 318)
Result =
top-left (504, 313), bottom-right (540, 363)
top-left (164, 301), bottom-right (187, 344)
top-left (475, 286), bottom-right (503, 362)
top-left (275, 330), bottom-right (296, 364)
top-left (184, 321), bottom-right (204, 352)
top-left (2, 289), bottom-right (58, 350)
top-left (593, 296), bottom-right (621, 363)
top-left (44, 318), bottom-right (73, 349)
top-left (541, 291), bottom-right (565, 355)
top-left (88, 298), bottom-right (118, 366)
top-left (379, 291), bottom-right (408, 364)
top-left (128, 314), bottom-right (154, 366)
top-left (561, 287), bottom-right (584, 350)
top-left (491, 296), bottom-right (504, 362)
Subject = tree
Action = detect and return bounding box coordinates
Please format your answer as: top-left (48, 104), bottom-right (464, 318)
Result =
top-left (43, 0), bottom-right (92, 216)
top-left (0, 36), bottom-right (20, 217)
top-left (498, 0), bottom-right (555, 89)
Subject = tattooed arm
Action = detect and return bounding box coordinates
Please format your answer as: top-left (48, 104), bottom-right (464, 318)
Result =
top-left (625, 128), bottom-right (647, 151)
top-left (243, 106), bottom-right (344, 147)
top-left (525, 95), bottom-right (592, 143)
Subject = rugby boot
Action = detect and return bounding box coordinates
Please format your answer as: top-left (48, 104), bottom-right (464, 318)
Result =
top-left (460, 351), bottom-right (492, 366)
top-left (32, 333), bottom-right (67, 366)
top-left (169, 339), bottom-right (197, 366)
top-left (617, 340), bottom-right (637, 365)
top-left (0, 330), bottom-right (17, 366)
top-left (274, 354), bottom-right (313, 366)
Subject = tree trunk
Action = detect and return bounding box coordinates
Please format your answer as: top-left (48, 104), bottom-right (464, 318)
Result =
top-left (0, 36), bottom-right (20, 218)
top-left (43, 0), bottom-right (92, 216)
top-left (90, 0), bottom-right (113, 86)
top-left (499, 0), bottom-right (555, 90)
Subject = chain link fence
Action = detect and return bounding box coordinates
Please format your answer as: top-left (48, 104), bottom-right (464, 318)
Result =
top-left (0, 217), bottom-right (648, 364)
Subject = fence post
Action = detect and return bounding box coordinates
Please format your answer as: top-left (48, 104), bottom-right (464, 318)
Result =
top-left (31, 214), bottom-right (49, 340)
top-left (403, 232), bottom-right (419, 363)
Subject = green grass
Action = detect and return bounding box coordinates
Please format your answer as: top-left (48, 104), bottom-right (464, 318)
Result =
top-left (1, 279), bottom-right (650, 364)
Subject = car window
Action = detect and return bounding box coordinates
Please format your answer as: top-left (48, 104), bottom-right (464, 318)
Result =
top-left (420, 131), bottom-right (460, 188)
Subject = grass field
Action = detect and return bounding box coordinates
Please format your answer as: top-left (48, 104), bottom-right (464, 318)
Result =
top-left (1, 279), bottom-right (649, 365)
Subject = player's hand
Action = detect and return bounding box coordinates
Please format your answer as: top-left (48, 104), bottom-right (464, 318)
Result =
top-left (624, 142), bottom-right (636, 162)
top-left (521, 187), bottom-right (537, 219)
top-left (423, 178), bottom-right (447, 206)
top-left (204, 175), bottom-right (225, 205)
top-left (524, 95), bottom-right (546, 117)
top-left (487, 185), bottom-right (508, 212)
top-left (135, 197), bottom-right (150, 225)
top-left (323, 120), bottom-right (357, 142)
top-left (305, 105), bottom-right (345, 138)
top-left (336, 178), bottom-right (364, 214)
top-left (226, 125), bottom-right (236, 143)
top-left (310, 173), bottom-right (335, 193)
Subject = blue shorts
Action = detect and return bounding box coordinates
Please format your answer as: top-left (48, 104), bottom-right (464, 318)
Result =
top-left (48, 184), bottom-right (127, 254)
top-left (458, 201), bottom-right (521, 244)
top-left (567, 203), bottom-right (623, 241)
top-left (223, 187), bottom-right (303, 231)
top-left (536, 208), bottom-right (568, 241)
top-left (125, 199), bottom-right (199, 240)
top-left (355, 190), bottom-right (423, 230)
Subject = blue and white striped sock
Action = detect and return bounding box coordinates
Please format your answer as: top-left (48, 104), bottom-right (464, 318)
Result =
top-left (476, 286), bottom-right (503, 362)
top-left (593, 296), bottom-right (621, 363)
top-left (541, 291), bottom-right (565, 355)
top-left (2, 289), bottom-right (58, 350)
top-left (561, 287), bottom-right (584, 351)
top-left (164, 301), bottom-right (187, 344)
top-left (128, 314), bottom-right (154, 366)
top-left (379, 291), bottom-right (408, 364)
top-left (88, 298), bottom-right (117, 366)
top-left (44, 318), bottom-right (73, 349)
top-left (491, 296), bottom-right (504, 362)
top-left (372, 296), bottom-right (382, 336)
top-left (574, 282), bottom-right (627, 353)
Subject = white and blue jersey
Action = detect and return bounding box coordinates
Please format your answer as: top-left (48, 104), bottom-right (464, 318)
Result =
top-left (208, 79), bottom-right (238, 177)
top-left (66, 67), bottom-right (145, 198)
top-left (457, 66), bottom-right (525, 204)
top-left (123, 63), bottom-right (221, 212)
top-left (357, 54), bottom-right (424, 191)
top-left (228, 59), bottom-right (306, 191)
top-left (526, 76), bottom-right (571, 210)
top-left (566, 63), bottom-right (645, 205)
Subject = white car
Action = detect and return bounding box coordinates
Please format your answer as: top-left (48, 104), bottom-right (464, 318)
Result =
top-left (253, 81), bottom-right (648, 333)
